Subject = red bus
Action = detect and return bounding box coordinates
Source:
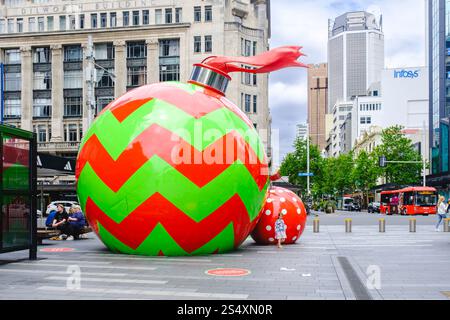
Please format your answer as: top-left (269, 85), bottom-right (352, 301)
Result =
top-left (380, 190), bottom-right (400, 215)
top-left (398, 187), bottom-right (438, 216)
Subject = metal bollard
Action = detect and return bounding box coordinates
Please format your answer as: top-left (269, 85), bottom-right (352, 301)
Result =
top-left (345, 219), bottom-right (352, 233)
top-left (313, 218), bottom-right (320, 233)
top-left (379, 218), bottom-right (386, 233)
top-left (409, 218), bottom-right (417, 233)
top-left (444, 219), bottom-right (450, 233)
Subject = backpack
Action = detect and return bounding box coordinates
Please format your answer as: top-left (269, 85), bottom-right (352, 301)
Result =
top-left (45, 211), bottom-right (57, 228)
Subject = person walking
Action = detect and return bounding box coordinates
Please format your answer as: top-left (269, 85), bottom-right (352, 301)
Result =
top-left (275, 213), bottom-right (287, 249)
top-left (436, 196), bottom-right (448, 232)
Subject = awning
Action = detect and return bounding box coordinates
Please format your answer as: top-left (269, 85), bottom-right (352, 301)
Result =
top-left (37, 153), bottom-right (76, 177)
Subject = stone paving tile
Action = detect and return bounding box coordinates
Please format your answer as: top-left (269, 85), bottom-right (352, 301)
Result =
top-left (1, 216), bottom-right (449, 300)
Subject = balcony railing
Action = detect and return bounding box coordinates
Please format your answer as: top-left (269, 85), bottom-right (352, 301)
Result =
top-left (37, 141), bottom-right (80, 152)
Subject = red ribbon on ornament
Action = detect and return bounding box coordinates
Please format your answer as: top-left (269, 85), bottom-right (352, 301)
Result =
top-left (201, 46), bottom-right (308, 76)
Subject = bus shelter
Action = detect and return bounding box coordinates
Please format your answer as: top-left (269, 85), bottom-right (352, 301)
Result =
top-left (0, 125), bottom-right (37, 260)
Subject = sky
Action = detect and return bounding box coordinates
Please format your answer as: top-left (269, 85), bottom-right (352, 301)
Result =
top-left (269, 0), bottom-right (427, 166)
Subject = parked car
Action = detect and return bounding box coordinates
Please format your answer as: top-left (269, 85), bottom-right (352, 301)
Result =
top-left (368, 202), bottom-right (381, 213)
top-left (45, 201), bottom-right (79, 216)
top-left (349, 203), bottom-right (361, 212)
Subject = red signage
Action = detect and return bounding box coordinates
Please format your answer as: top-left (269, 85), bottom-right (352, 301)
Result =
top-left (206, 268), bottom-right (251, 277)
top-left (40, 248), bottom-right (75, 253)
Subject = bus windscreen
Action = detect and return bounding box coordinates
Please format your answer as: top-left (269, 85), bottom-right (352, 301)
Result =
top-left (415, 192), bottom-right (437, 207)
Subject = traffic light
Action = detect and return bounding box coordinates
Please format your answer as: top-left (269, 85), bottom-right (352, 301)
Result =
top-left (379, 156), bottom-right (387, 168)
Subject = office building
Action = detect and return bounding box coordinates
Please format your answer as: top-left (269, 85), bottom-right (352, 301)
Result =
top-left (327, 11), bottom-right (384, 113)
top-left (307, 63), bottom-right (328, 151)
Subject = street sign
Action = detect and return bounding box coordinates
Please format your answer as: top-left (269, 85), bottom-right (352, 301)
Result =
top-left (379, 156), bottom-right (387, 168)
top-left (298, 173), bottom-right (314, 177)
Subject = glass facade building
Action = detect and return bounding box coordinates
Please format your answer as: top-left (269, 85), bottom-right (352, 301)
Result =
top-left (428, 0), bottom-right (450, 175)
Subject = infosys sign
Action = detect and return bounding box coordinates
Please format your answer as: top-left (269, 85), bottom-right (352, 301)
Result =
top-left (393, 69), bottom-right (420, 79)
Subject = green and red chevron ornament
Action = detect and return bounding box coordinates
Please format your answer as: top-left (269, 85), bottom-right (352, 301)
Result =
top-left (76, 46), bottom-right (307, 256)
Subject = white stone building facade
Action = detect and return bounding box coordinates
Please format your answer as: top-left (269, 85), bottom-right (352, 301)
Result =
top-left (0, 0), bottom-right (272, 159)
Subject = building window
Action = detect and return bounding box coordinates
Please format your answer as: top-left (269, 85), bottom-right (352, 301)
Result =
top-left (123, 11), bottom-right (130, 26)
top-left (8, 19), bottom-right (14, 33)
top-left (127, 66), bottom-right (147, 87)
top-left (127, 41), bottom-right (146, 58)
top-left (33, 71), bottom-right (52, 90)
top-left (64, 45), bottom-right (82, 62)
top-left (4, 73), bottom-right (21, 91)
top-left (194, 6), bottom-right (201, 22)
top-left (0, 20), bottom-right (5, 33)
top-left (100, 13), bottom-right (107, 28)
top-left (155, 9), bottom-right (162, 24)
top-left (91, 13), bottom-right (97, 28)
top-left (64, 123), bottom-right (80, 141)
top-left (79, 14), bottom-right (85, 29)
top-left (96, 97), bottom-right (114, 114)
top-left (59, 15), bottom-right (66, 31)
top-left (110, 12), bottom-right (116, 27)
top-left (29, 17), bottom-right (36, 32)
top-left (204, 35), bottom-right (212, 53)
top-left (33, 99), bottom-right (51, 118)
top-left (17, 18), bottom-right (23, 32)
top-left (4, 99), bottom-right (21, 118)
top-left (34, 125), bottom-right (48, 142)
top-left (96, 68), bottom-right (115, 88)
top-left (253, 41), bottom-right (257, 55)
top-left (360, 116), bottom-right (372, 125)
top-left (5, 49), bottom-right (21, 64)
top-left (175, 8), bottom-right (182, 23)
top-left (68, 15), bottom-right (75, 30)
top-left (47, 16), bottom-right (54, 31)
top-left (205, 6), bottom-right (212, 22)
top-left (244, 94), bottom-right (251, 113)
top-left (143, 10), bottom-right (149, 25)
top-left (64, 70), bottom-right (83, 89)
top-left (64, 97), bottom-right (82, 117)
top-left (244, 40), bottom-right (251, 56)
top-left (95, 43), bottom-right (115, 60)
top-left (165, 8), bottom-right (172, 23)
top-left (253, 95), bottom-right (257, 113)
top-left (159, 39), bottom-right (180, 82)
top-left (132, 11), bottom-right (140, 26)
top-left (194, 36), bottom-right (201, 53)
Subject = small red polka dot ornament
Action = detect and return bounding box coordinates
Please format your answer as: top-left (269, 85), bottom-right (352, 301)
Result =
top-left (251, 187), bottom-right (307, 245)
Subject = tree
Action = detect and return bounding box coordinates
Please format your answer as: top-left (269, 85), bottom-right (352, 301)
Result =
top-left (280, 136), bottom-right (323, 197)
top-left (374, 126), bottom-right (423, 186)
top-left (352, 150), bottom-right (379, 206)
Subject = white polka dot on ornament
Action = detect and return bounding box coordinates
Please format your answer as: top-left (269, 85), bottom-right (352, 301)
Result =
top-left (297, 225), bottom-right (301, 231)
top-left (297, 208), bottom-right (301, 214)
top-left (292, 197), bottom-right (297, 202)
top-left (265, 210), bottom-right (271, 216)
top-left (292, 236), bottom-right (297, 241)
top-left (281, 209), bottom-right (287, 215)
top-left (267, 198), bottom-right (273, 203)
top-left (266, 225), bottom-right (272, 231)
top-left (269, 238), bottom-right (275, 242)
top-left (280, 197), bottom-right (286, 203)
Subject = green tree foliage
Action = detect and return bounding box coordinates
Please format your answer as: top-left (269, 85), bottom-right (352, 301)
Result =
top-left (280, 125), bottom-right (424, 199)
top-left (374, 126), bottom-right (422, 186)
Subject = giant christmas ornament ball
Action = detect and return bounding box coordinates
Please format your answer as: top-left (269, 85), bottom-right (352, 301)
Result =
top-left (76, 82), bottom-right (270, 256)
top-left (76, 46), bottom-right (307, 256)
top-left (251, 187), bottom-right (307, 245)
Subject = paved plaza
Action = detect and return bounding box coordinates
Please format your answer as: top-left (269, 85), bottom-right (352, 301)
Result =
top-left (0, 213), bottom-right (449, 300)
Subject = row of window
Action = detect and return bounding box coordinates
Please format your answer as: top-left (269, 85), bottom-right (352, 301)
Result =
top-left (359, 103), bottom-right (381, 112)
top-left (193, 36), bottom-right (213, 53)
top-left (33, 123), bottom-right (83, 143)
top-left (0, 5), bottom-right (213, 34)
top-left (241, 38), bottom-right (257, 57)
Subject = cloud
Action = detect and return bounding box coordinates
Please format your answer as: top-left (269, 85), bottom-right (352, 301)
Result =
top-left (269, 0), bottom-right (426, 163)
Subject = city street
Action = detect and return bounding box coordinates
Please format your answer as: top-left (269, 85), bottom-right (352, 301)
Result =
top-left (0, 212), bottom-right (449, 300)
